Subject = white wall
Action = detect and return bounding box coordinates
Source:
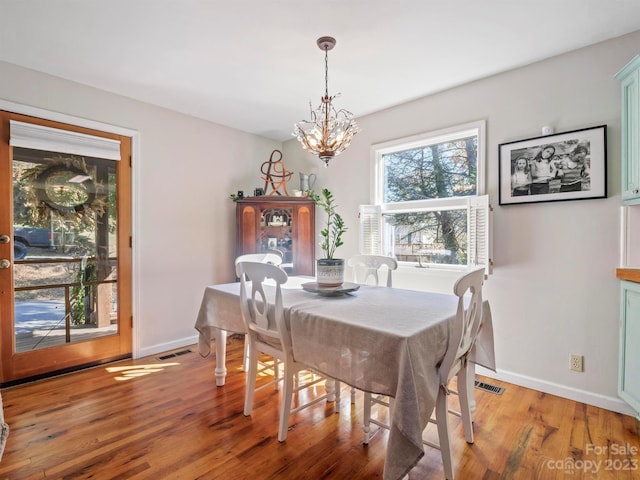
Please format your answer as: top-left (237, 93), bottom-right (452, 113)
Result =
top-left (0, 60), bottom-right (281, 357)
top-left (283, 30), bottom-right (640, 416)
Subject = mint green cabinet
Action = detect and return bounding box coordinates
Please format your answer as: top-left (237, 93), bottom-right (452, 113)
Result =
top-left (619, 280), bottom-right (640, 418)
top-left (616, 55), bottom-right (640, 205)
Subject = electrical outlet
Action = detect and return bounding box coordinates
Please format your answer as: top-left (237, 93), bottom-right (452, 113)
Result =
top-left (570, 354), bottom-right (584, 372)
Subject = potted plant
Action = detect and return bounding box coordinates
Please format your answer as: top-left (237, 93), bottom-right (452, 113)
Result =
top-left (309, 188), bottom-right (347, 286)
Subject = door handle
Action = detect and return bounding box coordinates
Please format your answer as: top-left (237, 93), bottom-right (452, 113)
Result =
top-left (0, 259), bottom-right (10, 269)
top-left (0, 235), bottom-right (9, 244)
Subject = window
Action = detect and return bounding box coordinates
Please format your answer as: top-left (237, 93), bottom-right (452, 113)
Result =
top-left (361, 120), bottom-right (491, 273)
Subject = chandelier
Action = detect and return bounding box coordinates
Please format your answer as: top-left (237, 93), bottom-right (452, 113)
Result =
top-left (293, 36), bottom-right (360, 167)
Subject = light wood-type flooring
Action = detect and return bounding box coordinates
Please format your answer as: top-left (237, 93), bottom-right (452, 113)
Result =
top-left (0, 336), bottom-right (638, 479)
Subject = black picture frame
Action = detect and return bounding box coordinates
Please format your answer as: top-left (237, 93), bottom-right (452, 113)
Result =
top-left (498, 125), bottom-right (607, 205)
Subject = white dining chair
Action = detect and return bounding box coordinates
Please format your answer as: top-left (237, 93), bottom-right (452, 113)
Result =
top-left (348, 255), bottom-right (398, 403)
top-left (348, 254), bottom-right (398, 287)
top-left (236, 261), bottom-right (340, 442)
top-left (363, 267), bottom-right (485, 480)
top-left (236, 251), bottom-right (283, 266)
top-left (235, 252), bottom-right (284, 375)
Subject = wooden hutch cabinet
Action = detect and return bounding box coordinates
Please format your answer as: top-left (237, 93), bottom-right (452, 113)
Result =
top-left (236, 196), bottom-right (315, 276)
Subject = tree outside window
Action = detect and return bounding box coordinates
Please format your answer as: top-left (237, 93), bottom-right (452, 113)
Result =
top-left (365, 121), bottom-right (489, 271)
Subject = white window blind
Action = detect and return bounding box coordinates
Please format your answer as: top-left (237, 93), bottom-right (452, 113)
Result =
top-left (359, 204), bottom-right (382, 255)
top-left (359, 195), bottom-right (493, 274)
top-left (468, 195), bottom-right (493, 275)
top-left (9, 120), bottom-right (121, 160)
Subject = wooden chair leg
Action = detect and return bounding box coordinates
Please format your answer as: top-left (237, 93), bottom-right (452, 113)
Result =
top-left (436, 388), bottom-right (455, 480)
top-left (243, 335), bottom-right (250, 371)
top-left (363, 392), bottom-right (372, 444)
top-left (273, 358), bottom-right (280, 390)
top-left (457, 367), bottom-right (474, 444)
top-left (278, 365), bottom-right (295, 442)
top-left (244, 347), bottom-right (258, 416)
top-left (333, 379), bottom-right (341, 413)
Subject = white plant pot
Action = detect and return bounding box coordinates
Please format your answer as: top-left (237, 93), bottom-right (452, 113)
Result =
top-left (316, 259), bottom-right (345, 287)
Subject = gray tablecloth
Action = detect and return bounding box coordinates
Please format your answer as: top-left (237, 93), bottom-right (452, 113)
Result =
top-left (194, 280), bottom-right (496, 480)
top-left (288, 286), bottom-right (494, 480)
top-left (194, 276), bottom-right (313, 356)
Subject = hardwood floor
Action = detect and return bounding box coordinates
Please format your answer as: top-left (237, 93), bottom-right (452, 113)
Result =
top-left (0, 336), bottom-right (638, 479)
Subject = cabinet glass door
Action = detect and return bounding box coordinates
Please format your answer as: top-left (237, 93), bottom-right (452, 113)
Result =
top-left (260, 207), bottom-right (293, 269)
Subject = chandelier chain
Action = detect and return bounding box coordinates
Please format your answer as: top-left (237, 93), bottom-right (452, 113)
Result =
top-left (324, 45), bottom-right (329, 99)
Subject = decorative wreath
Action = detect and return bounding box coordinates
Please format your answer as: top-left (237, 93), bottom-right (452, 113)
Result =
top-left (21, 156), bottom-right (107, 227)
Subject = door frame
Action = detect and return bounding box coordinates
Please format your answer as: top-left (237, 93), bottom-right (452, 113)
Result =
top-left (0, 99), bottom-right (140, 368)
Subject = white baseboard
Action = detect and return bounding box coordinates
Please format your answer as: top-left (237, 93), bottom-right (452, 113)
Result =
top-left (476, 366), bottom-right (639, 417)
top-left (137, 335), bottom-right (199, 359)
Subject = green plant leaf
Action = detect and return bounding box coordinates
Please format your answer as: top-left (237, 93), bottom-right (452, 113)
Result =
top-left (311, 188), bottom-right (347, 259)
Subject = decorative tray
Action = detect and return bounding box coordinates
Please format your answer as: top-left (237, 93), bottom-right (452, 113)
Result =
top-left (301, 281), bottom-right (360, 297)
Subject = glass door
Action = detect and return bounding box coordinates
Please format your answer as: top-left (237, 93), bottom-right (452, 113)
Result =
top-left (0, 112), bottom-right (132, 385)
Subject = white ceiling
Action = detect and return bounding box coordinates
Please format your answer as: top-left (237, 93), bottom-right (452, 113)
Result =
top-left (1, 1), bottom-right (640, 141)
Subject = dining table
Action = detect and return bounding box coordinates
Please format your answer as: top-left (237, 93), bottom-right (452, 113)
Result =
top-left (194, 276), bottom-right (496, 480)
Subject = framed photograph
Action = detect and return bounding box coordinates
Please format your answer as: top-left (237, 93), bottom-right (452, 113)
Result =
top-left (267, 237), bottom-right (278, 249)
top-left (498, 125), bottom-right (607, 205)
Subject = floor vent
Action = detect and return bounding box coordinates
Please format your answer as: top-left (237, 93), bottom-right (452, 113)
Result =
top-left (474, 381), bottom-right (505, 395)
top-left (158, 349), bottom-right (192, 360)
